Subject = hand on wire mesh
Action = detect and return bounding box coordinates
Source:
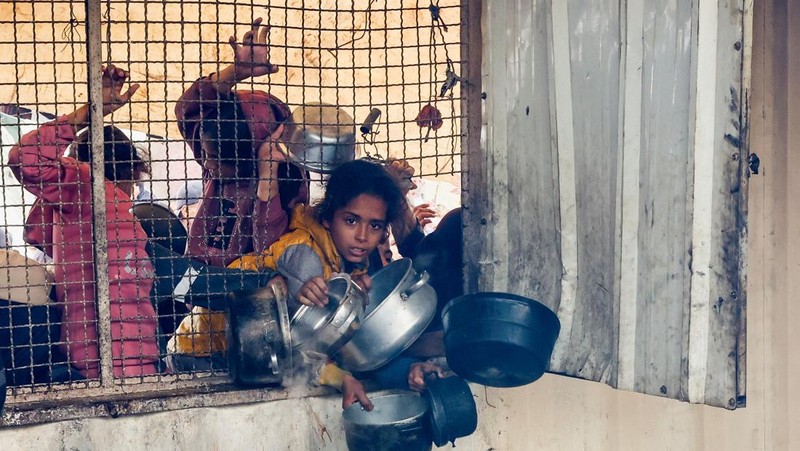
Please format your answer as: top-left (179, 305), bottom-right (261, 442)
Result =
top-left (101, 64), bottom-right (139, 116)
top-left (385, 158), bottom-right (417, 194)
top-left (229, 17), bottom-right (280, 80)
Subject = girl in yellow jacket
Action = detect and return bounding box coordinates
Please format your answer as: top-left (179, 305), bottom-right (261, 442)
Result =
top-left (170, 159), bottom-right (407, 409)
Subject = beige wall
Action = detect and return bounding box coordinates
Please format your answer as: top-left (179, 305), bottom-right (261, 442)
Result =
top-left (0, 1), bottom-right (462, 181)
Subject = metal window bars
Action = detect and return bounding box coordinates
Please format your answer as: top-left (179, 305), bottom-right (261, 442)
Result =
top-left (0, 0), bottom-right (467, 416)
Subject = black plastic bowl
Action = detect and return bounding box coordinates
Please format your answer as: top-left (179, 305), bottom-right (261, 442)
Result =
top-left (441, 292), bottom-right (561, 388)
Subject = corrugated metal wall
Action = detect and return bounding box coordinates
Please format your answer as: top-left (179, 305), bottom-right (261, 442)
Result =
top-left (464, 0), bottom-right (748, 408)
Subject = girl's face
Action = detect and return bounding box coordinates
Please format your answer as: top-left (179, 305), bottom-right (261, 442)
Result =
top-left (324, 194), bottom-right (388, 264)
top-left (201, 141), bottom-right (237, 180)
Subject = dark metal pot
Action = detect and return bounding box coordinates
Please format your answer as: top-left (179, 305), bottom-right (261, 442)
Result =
top-left (423, 375), bottom-right (477, 447)
top-left (441, 292), bottom-right (561, 388)
top-left (225, 286), bottom-right (292, 386)
top-left (342, 393), bottom-right (432, 451)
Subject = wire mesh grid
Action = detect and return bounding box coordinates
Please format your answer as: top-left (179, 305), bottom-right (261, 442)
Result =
top-left (0, 0), bottom-right (466, 403)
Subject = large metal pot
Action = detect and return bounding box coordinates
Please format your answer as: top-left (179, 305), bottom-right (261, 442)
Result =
top-left (335, 259), bottom-right (437, 372)
top-left (287, 103), bottom-right (356, 173)
top-left (290, 273), bottom-right (367, 356)
top-left (225, 285), bottom-right (292, 385)
top-left (442, 292), bottom-right (560, 387)
top-left (342, 392), bottom-right (432, 451)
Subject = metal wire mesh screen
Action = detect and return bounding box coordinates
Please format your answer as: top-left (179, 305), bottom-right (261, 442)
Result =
top-left (0, 0), bottom-right (464, 402)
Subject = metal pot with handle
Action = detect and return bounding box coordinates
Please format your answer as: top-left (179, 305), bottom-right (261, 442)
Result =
top-left (442, 292), bottom-right (561, 387)
top-left (290, 273), bottom-right (367, 356)
top-left (225, 285), bottom-right (292, 386)
top-left (335, 259), bottom-right (437, 372)
top-left (422, 374), bottom-right (478, 447)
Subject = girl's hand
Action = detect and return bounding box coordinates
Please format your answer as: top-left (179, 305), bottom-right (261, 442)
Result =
top-left (342, 374), bottom-right (373, 411)
top-left (258, 124), bottom-right (286, 163)
top-left (407, 362), bottom-right (445, 392)
top-left (412, 203), bottom-right (437, 228)
top-left (385, 158), bottom-right (417, 194)
top-left (229, 17), bottom-right (279, 80)
top-left (256, 124), bottom-right (287, 202)
top-left (297, 276), bottom-right (329, 308)
top-left (67, 64), bottom-right (138, 132)
top-left (351, 273), bottom-right (372, 294)
top-left (101, 64), bottom-right (139, 116)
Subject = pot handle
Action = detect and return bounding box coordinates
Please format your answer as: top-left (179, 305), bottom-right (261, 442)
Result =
top-left (401, 271), bottom-right (430, 301)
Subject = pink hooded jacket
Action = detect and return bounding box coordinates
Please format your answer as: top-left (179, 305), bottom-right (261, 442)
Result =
top-left (8, 119), bottom-right (159, 379)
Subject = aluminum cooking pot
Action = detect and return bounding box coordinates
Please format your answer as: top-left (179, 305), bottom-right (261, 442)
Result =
top-left (342, 392), bottom-right (432, 451)
top-left (287, 102), bottom-right (357, 173)
top-left (290, 273), bottom-right (367, 356)
top-left (335, 259), bottom-right (437, 372)
top-left (225, 285), bottom-right (293, 386)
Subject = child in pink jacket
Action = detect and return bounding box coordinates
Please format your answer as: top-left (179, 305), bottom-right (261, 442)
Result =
top-left (8, 65), bottom-right (159, 379)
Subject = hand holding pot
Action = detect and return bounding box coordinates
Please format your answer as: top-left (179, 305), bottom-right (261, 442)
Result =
top-left (407, 362), bottom-right (445, 392)
top-left (342, 374), bottom-right (373, 411)
top-left (256, 124), bottom-right (288, 202)
top-left (297, 276), bottom-right (329, 308)
top-left (351, 273), bottom-right (372, 295)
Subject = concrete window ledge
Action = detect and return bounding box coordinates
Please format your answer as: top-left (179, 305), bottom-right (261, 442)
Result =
top-left (1, 379), bottom-right (340, 428)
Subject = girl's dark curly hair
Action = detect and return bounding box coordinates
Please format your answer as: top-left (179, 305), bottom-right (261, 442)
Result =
top-left (316, 159), bottom-right (405, 225)
top-left (74, 125), bottom-right (150, 182)
top-left (199, 97), bottom-right (256, 179)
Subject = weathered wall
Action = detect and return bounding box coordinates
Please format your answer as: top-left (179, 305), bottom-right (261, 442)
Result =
top-left (465, 0), bottom-right (748, 408)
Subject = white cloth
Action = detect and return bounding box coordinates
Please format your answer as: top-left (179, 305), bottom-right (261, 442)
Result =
top-left (0, 248), bottom-right (53, 305)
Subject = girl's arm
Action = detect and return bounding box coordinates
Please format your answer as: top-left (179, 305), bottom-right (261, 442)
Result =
top-left (9, 65), bottom-right (138, 204)
top-left (175, 17), bottom-right (280, 160)
top-left (274, 244), bottom-right (325, 306)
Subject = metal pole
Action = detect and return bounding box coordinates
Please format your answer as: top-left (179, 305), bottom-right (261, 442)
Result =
top-left (85, 0), bottom-right (115, 388)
